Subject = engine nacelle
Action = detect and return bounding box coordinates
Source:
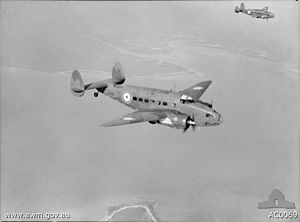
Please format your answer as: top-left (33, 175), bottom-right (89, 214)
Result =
top-left (158, 112), bottom-right (189, 129)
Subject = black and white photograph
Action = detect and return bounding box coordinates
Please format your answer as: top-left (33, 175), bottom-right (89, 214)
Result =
top-left (1, 1), bottom-right (299, 221)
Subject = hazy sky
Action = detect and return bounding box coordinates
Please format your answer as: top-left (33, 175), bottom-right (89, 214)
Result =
top-left (1, 1), bottom-right (299, 221)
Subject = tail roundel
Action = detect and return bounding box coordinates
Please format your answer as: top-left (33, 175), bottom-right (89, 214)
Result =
top-left (71, 70), bottom-right (85, 97)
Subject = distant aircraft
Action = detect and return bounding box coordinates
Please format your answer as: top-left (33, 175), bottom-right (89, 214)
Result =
top-left (235, 3), bottom-right (275, 19)
top-left (70, 62), bottom-right (223, 132)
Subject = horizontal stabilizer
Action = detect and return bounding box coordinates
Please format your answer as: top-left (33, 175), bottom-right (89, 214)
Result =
top-left (84, 78), bottom-right (114, 91)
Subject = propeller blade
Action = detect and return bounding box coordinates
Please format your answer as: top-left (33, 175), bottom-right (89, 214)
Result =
top-left (183, 115), bottom-right (196, 133)
top-left (192, 125), bottom-right (196, 132)
top-left (183, 124), bottom-right (190, 133)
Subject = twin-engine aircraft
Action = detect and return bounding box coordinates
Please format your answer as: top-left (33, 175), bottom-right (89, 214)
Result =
top-left (71, 62), bottom-right (223, 132)
top-left (235, 3), bottom-right (275, 19)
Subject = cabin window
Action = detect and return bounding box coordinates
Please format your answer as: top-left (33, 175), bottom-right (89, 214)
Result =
top-left (172, 103), bottom-right (176, 107)
top-left (133, 96), bottom-right (137, 101)
top-left (157, 101), bottom-right (161, 105)
top-left (138, 98), bottom-right (143, 102)
top-left (163, 102), bottom-right (168, 106)
top-left (144, 99), bottom-right (149, 103)
top-left (150, 100), bottom-right (155, 104)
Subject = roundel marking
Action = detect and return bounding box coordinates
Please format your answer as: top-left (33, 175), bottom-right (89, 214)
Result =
top-left (122, 92), bottom-right (133, 104)
top-left (123, 92), bottom-right (131, 101)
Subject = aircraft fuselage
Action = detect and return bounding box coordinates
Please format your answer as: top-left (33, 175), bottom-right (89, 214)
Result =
top-left (71, 62), bottom-right (223, 131)
top-left (101, 84), bottom-right (223, 128)
top-left (235, 3), bottom-right (275, 19)
top-left (242, 9), bottom-right (275, 19)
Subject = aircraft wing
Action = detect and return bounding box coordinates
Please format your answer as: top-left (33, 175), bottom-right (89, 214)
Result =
top-left (181, 80), bottom-right (212, 100)
top-left (100, 111), bottom-right (167, 127)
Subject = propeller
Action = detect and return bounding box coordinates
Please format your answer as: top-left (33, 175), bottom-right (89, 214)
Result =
top-left (183, 115), bottom-right (196, 133)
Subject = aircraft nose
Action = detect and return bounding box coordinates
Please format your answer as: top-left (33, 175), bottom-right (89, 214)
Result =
top-left (270, 13), bottom-right (275, 18)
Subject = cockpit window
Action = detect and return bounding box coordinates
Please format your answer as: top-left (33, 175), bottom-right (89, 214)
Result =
top-left (206, 113), bottom-right (213, 118)
top-left (180, 94), bottom-right (195, 104)
top-left (180, 99), bottom-right (195, 104)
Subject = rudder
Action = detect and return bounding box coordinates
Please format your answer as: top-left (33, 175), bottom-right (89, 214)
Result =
top-left (240, 3), bottom-right (245, 10)
top-left (71, 70), bottom-right (85, 97)
top-left (112, 62), bottom-right (125, 85)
